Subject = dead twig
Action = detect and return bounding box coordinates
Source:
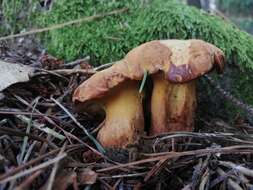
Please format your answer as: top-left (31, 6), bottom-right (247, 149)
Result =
top-left (14, 170), bottom-right (42, 190)
top-left (50, 97), bottom-right (105, 154)
top-left (219, 161), bottom-right (253, 177)
top-left (94, 61), bottom-right (117, 71)
top-left (217, 167), bottom-right (243, 190)
top-left (143, 157), bottom-right (170, 183)
top-left (46, 143), bottom-right (67, 190)
top-left (97, 145), bottom-right (253, 173)
top-left (0, 152), bottom-right (67, 184)
top-left (63, 56), bottom-right (90, 67)
top-left (0, 8), bottom-right (128, 41)
top-left (16, 114), bottom-right (65, 140)
top-left (0, 144), bottom-right (83, 182)
top-left (199, 168), bottom-right (210, 190)
top-left (33, 68), bottom-right (96, 77)
top-left (0, 126), bottom-right (56, 148)
top-left (99, 172), bottom-right (146, 179)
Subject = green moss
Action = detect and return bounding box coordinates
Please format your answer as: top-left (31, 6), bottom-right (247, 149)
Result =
top-left (0, 0), bottom-right (38, 35)
top-left (33, 0), bottom-right (253, 69)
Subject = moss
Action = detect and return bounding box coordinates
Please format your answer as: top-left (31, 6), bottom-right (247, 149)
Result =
top-left (0, 0), bottom-right (38, 35)
top-left (33, 0), bottom-right (253, 69)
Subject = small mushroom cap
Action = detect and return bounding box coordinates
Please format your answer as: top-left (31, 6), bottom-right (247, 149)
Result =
top-left (73, 39), bottom-right (225, 103)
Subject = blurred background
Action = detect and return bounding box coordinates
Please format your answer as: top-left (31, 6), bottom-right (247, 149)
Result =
top-left (186, 0), bottom-right (253, 34)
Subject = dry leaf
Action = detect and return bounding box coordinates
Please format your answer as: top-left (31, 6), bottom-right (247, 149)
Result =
top-left (0, 60), bottom-right (34, 91)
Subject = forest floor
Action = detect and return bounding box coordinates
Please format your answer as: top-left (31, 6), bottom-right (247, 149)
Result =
top-left (1, 37), bottom-right (253, 190)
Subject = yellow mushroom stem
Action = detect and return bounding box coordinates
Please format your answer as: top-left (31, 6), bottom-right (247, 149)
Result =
top-left (97, 80), bottom-right (144, 148)
top-left (150, 73), bottom-right (197, 135)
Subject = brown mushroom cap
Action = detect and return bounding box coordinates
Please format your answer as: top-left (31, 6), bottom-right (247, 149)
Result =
top-left (72, 40), bottom-right (171, 103)
top-left (161, 40), bottom-right (225, 83)
top-left (73, 39), bottom-right (225, 103)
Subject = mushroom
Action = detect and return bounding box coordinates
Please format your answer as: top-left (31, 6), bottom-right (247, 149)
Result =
top-left (150, 40), bottom-right (225, 134)
top-left (73, 39), bottom-right (225, 147)
top-left (72, 41), bottom-right (172, 148)
top-left (72, 68), bottom-right (145, 148)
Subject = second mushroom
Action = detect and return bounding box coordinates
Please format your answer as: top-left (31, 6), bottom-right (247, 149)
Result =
top-left (73, 39), bottom-right (225, 148)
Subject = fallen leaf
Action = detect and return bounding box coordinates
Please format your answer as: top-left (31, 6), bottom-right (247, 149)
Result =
top-left (0, 60), bottom-right (34, 91)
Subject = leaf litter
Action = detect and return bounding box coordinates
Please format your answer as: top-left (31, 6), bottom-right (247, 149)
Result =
top-left (1, 38), bottom-right (253, 189)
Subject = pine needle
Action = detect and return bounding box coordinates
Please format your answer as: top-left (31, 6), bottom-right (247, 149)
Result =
top-left (139, 70), bottom-right (148, 93)
top-left (51, 97), bottom-right (106, 154)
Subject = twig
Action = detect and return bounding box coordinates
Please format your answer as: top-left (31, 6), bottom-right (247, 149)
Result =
top-left (149, 132), bottom-right (253, 148)
top-left (228, 179), bottom-right (244, 190)
top-left (0, 109), bottom-right (47, 116)
top-left (199, 168), bottom-right (210, 190)
top-left (192, 157), bottom-right (210, 189)
top-left (16, 115), bottom-right (65, 140)
top-left (0, 8), bottom-right (128, 41)
top-left (33, 68), bottom-right (96, 77)
top-left (113, 179), bottom-right (122, 189)
top-left (23, 141), bottom-right (37, 163)
top-left (94, 61), bottom-right (117, 71)
top-left (19, 97), bottom-right (40, 164)
top-left (0, 126), bottom-right (56, 148)
top-left (97, 145), bottom-right (253, 172)
top-left (0, 153), bottom-right (67, 184)
top-left (32, 68), bottom-right (69, 80)
top-left (99, 172), bottom-right (146, 179)
top-left (63, 56), bottom-right (90, 67)
top-left (191, 159), bottom-right (203, 189)
top-left (46, 143), bottom-right (66, 190)
top-left (219, 161), bottom-right (253, 177)
top-left (210, 167), bottom-right (236, 188)
top-left (143, 157), bottom-right (169, 183)
top-left (0, 144), bottom-right (83, 181)
top-left (217, 168), bottom-right (243, 190)
top-left (181, 184), bottom-right (191, 190)
top-left (14, 170), bottom-right (42, 190)
top-left (12, 93), bottom-right (75, 143)
top-left (50, 97), bottom-right (105, 154)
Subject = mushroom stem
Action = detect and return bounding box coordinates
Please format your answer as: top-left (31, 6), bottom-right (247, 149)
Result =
top-left (97, 80), bottom-right (144, 148)
top-left (150, 74), bottom-right (197, 135)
